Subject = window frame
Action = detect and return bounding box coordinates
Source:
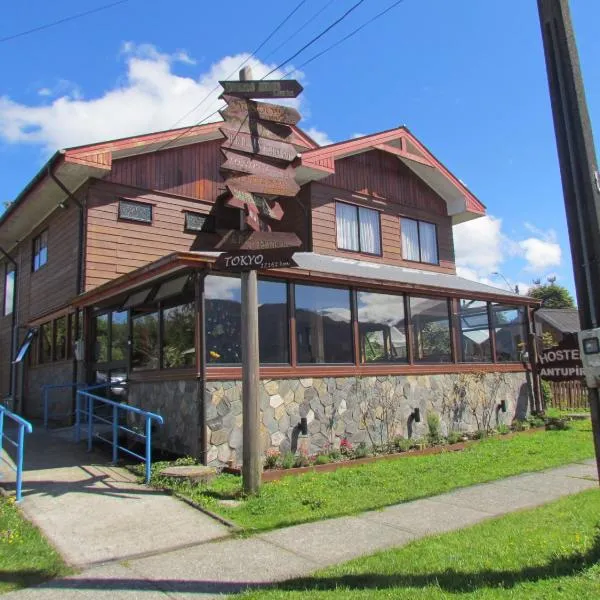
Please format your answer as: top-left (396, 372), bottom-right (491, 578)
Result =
top-left (118, 199), bottom-right (153, 224)
top-left (400, 217), bottom-right (440, 265)
top-left (335, 201), bottom-right (382, 256)
top-left (32, 229), bottom-right (49, 272)
top-left (3, 262), bottom-right (15, 316)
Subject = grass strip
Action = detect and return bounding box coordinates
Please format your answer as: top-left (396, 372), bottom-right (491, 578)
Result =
top-left (0, 496), bottom-right (71, 593)
top-left (237, 487), bottom-right (600, 599)
top-left (145, 420), bottom-right (594, 533)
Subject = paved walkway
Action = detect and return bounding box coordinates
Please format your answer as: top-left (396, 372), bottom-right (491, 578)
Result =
top-left (1, 426), bottom-right (598, 599)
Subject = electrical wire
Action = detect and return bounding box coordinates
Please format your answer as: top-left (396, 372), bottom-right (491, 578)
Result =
top-left (283, 0), bottom-right (406, 79)
top-left (154, 0), bottom-right (307, 153)
top-left (262, 0), bottom-right (367, 80)
top-left (1, 1), bottom-right (131, 43)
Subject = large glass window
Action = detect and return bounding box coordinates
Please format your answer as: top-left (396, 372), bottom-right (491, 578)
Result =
top-left (458, 299), bottom-right (492, 362)
top-left (357, 291), bottom-right (407, 363)
top-left (111, 311), bottom-right (129, 362)
top-left (295, 284), bottom-right (353, 363)
top-left (336, 202), bottom-right (381, 255)
top-left (40, 322), bottom-right (52, 363)
top-left (492, 304), bottom-right (527, 362)
top-left (401, 218), bottom-right (438, 264)
top-left (409, 296), bottom-right (452, 362)
top-left (94, 314), bottom-right (109, 362)
top-left (3, 263), bottom-right (14, 316)
top-left (163, 303), bottom-right (195, 368)
top-left (259, 280), bottom-right (288, 364)
top-left (54, 316), bottom-right (68, 361)
top-left (33, 230), bottom-right (48, 271)
top-left (205, 275), bottom-right (241, 364)
top-left (132, 311), bottom-right (159, 370)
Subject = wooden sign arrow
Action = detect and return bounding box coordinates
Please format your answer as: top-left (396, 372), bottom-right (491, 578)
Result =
top-left (225, 173), bottom-right (300, 197)
top-left (220, 95), bottom-right (301, 125)
top-left (220, 79), bottom-right (303, 99)
top-left (215, 230), bottom-right (302, 252)
top-left (220, 118), bottom-right (293, 143)
top-left (215, 249), bottom-right (298, 272)
top-left (225, 187), bottom-right (284, 221)
top-left (220, 128), bottom-right (297, 162)
top-left (221, 149), bottom-right (295, 179)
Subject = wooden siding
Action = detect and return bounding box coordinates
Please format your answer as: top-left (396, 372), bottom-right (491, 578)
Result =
top-left (85, 180), bottom-right (215, 290)
top-left (321, 150), bottom-right (448, 216)
top-left (309, 180), bottom-right (456, 274)
top-left (106, 141), bottom-right (224, 201)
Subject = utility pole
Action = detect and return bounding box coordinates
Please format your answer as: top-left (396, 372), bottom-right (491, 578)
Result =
top-left (537, 0), bottom-right (600, 481)
top-left (239, 66), bottom-right (262, 495)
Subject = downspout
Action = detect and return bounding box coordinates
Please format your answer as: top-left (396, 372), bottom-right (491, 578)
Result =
top-left (528, 304), bottom-right (544, 413)
top-left (195, 270), bottom-right (208, 464)
top-left (0, 247), bottom-right (18, 408)
top-left (48, 167), bottom-right (86, 411)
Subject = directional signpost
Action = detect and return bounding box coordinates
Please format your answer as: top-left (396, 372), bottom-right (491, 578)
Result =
top-left (216, 67), bottom-right (303, 494)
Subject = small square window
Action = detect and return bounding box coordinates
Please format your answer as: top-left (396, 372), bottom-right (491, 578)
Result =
top-left (32, 230), bottom-right (48, 271)
top-left (118, 199), bottom-right (153, 223)
top-left (184, 211), bottom-right (214, 233)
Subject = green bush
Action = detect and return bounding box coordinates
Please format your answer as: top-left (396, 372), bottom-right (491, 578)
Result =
top-left (353, 442), bottom-right (369, 459)
top-left (314, 454), bottom-right (331, 465)
top-left (328, 449), bottom-right (341, 461)
top-left (446, 431), bottom-right (464, 445)
top-left (279, 452), bottom-right (296, 469)
top-left (293, 452), bottom-right (310, 468)
top-left (541, 379), bottom-right (553, 407)
top-left (426, 412), bottom-right (442, 445)
top-left (528, 414), bottom-right (546, 428)
top-left (496, 423), bottom-right (511, 435)
top-left (545, 417), bottom-right (571, 431)
top-left (471, 429), bottom-right (489, 440)
top-left (512, 419), bottom-right (530, 432)
top-left (392, 436), bottom-right (412, 452)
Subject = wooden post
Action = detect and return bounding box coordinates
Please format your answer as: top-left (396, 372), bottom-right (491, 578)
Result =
top-left (239, 65), bottom-right (262, 494)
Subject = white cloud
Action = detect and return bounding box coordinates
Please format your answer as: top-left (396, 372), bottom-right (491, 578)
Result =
top-left (519, 236), bottom-right (561, 271)
top-left (304, 126), bottom-right (332, 147)
top-left (37, 88), bottom-right (52, 97)
top-left (0, 44), bottom-right (306, 152)
top-left (454, 215), bottom-right (505, 275)
top-left (351, 132), bottom-right (366, 139)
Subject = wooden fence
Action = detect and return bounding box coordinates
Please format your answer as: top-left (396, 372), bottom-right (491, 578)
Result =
top-left (549, 380), bottom-right (590, 411)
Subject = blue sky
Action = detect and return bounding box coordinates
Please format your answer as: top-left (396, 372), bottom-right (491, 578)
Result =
top-left (2, 0), bottom-right (599, 299)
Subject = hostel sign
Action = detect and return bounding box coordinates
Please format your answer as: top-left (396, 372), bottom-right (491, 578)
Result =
top-left (538, 334), bottom-right (585, 381)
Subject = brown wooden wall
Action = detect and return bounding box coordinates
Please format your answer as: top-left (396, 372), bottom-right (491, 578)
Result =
top-left (85, 180), bottom-right (215, 290)
top-left (106, 141), bottom-right (224, 202)
top-left (310, 150), bottom-right (456, 273)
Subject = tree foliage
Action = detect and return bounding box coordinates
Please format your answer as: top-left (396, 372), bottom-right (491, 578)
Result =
top-left (529, 283), bottom-right (575, 308)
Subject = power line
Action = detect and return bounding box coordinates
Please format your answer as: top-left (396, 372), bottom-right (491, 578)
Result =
top-left (263, 0), bottom-right (367, 80)
top-left (155, 0), bottom-right (308, 154)
top-left (283, 0), bottom-right (406, 79)
top-left (0, 0), bottom-right (131, 44)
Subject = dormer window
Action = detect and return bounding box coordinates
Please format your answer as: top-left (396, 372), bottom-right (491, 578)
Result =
top-left (401, 218), bottom-right (438, 264)
top-left (336, 201), bottom-right (381, 255)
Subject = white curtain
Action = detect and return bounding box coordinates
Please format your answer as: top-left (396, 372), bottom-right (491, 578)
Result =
top-left (419, 221), bottom-right (438, 264)
top-left (401, 218), bottom-right (420, 261)
top-left (336, 203), bottom-right (359, 251)
top-left (359, 207), bottom-right (381, 254)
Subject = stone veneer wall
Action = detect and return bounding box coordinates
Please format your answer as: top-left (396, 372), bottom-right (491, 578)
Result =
top-left (25, 361), bottom-right (75, 420)
top-left (205, 372), bottom-right (531, 467)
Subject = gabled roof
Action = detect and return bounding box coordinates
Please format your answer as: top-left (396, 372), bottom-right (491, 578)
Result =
top-left (536, 308), bottom-right (581, 333)
top-left (296, 126), bottom-right (486, 224)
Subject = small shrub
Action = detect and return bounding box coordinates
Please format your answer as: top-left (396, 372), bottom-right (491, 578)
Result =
top-left (294, 452), bottom-right (310, 468)
top-left (545, 417), bottom-right (571, 431)
top-left (512, 419), bottom-right (530, 432)
top-left (496, 423), bottom-right (511, 435)
top-left (314, 454), bottom-right (331, 465)
top-left (279, 452), bottom-right (296, 469)
top-left (471, 429), bottom-right (489, 440)
top-left (393, 436), bottom-right (412, 453)
top-left (528, 415), bottom-right (546, 428)
top-left (264, 449), bottom-right (280, 469)
top-left (340, 438), bottom-right (353, 456)
top-left (446, 431), bottom-right (463, 445)
top-left (328, 449), bottom-right (341, 461)
top-left (541, 379), bottom-right (553, 407)
top-left (426, 412), bottom-right (442, 445)
top-left (353, 442), bottom-right (369, 459)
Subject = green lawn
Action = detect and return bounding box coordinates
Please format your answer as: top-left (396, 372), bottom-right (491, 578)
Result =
top-left (237, 488), bottom-right (600, 599)
top-left (148, 420), bottom-right (595, 533)
top-left (0, 496), bottom-right (71, 594)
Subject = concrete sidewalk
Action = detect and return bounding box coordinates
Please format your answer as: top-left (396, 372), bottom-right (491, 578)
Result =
top-left (3, 451), bottom-right (598, 599)
top-left (0, 425), bottom-right (229, 567)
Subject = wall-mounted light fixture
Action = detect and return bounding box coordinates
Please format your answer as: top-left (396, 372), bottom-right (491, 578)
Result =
top-left (411, 408), bottom-right (421, 423)
top-left (299, 417), bottom-right (308, 435)
top-left (498, 400), bottom-right (507, 413)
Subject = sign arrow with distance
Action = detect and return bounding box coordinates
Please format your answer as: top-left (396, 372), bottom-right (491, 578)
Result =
top-left (219, 79), bottom-right (303, 99)
top-left (225, 187), bottom-right (283, 221)
top-left (220, 128), bottom-right (297, 162)
top-left (215, 230), bottom-right (302, 252)
top-left (220, 95), bottom-right (301, 125)
top-left (225, 173), bottom-right (300, 197)
top-left (215, 249), bottom-right (298, 272)
top-left (221, 149), bottom-right (295, 179)
top-left (220, 118), bottom-right (293, 143)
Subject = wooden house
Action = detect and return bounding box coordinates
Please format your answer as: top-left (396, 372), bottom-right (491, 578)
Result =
top-left (0, 122), bottom-right (537, 464)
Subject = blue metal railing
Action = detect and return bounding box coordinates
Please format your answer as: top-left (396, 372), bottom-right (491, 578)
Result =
top-left (75, 390), bottom-right (163, 483)
top-left (0, 405), bottom-right (33, 502)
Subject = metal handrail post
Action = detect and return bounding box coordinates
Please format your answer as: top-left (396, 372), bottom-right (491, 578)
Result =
top-left (112, 404), bottom-right (118, 464)
top-left (74, 391), bottom-right (81, 443)
top-left (145, 416), bottom-right (152, 484)
top-left (87, 395), bottom-right (93, 452)
top-left (0, 411), bottom-right (4, 461)
top-left (43, 387), bottom-right (49, 429)
top-left (16, 424), bottom-right (25, 502)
